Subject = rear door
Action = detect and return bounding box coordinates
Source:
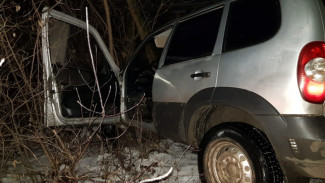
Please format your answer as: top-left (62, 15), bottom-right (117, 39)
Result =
top-left (41, 8), bottom-right (120, 126)
top-left (152, 6), bottom-right (225, 140)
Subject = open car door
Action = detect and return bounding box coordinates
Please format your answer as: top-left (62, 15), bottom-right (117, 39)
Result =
top-left (41, 8), bottom-right (121, 126)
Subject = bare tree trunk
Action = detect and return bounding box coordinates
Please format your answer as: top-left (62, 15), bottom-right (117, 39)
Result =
top-left (126, 0), bottom-right (148, 40)
top-left (103, 0), bottom-right (117, 65)
top-left (127, 0), bottom-right (157, 63)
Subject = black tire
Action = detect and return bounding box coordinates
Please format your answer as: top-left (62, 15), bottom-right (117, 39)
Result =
top-left (199, 125), bottom-right (283, 183)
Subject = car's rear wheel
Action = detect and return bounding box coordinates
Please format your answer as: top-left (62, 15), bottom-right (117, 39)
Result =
top-left (200, 125), bottom-right (283, 183)
top-left (204, 140), bottom-right (255, 182)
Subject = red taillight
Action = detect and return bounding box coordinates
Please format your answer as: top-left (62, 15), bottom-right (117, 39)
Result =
top-left (298, 41), bottom-right (325, 103)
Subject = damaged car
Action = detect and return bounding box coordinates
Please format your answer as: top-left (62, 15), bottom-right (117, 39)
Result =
top-left (42, 0), bottom-right (325, 182)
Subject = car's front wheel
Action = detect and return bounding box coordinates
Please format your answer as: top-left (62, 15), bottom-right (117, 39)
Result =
top-left (200, 125), bottom-right (283, 183)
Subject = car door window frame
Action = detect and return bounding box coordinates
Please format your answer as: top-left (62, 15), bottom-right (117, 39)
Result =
top-left (42, 8), bottom-right (120, 75)
top-left (42, 8), bottom-right (120, 125)
top-left (122, 25), bottom-right (174, 121)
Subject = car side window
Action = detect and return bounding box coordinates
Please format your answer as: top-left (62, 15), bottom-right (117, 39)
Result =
top-left (223, 0), bottom-right (281, 52)
top-left (164, 7), bottom-right (223, 66)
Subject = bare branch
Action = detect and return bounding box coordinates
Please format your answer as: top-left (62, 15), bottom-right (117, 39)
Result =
top-left (85, 7), bottom-right (105, 117)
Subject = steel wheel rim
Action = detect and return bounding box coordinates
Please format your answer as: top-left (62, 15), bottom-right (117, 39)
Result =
top-left (206, 140), bottom-right (255, 183)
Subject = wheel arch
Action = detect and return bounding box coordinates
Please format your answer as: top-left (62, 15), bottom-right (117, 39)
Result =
top-left (184, 87), bottom-right (289, 163)
top-left (184, 87), bottom-right (289, 180)
top-left (187, 105), bottom-right (266, 146)
top-left (184, 87), bottom-right (282, 144)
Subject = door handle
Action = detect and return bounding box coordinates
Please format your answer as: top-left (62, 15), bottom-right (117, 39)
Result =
top-left (191, 72), bottom-right (210, 79)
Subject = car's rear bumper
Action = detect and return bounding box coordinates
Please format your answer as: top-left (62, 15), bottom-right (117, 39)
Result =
top-left (281, 116), bottom-right (325, 180)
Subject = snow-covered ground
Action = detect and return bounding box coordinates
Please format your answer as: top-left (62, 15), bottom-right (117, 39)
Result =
top-left (0, 139), bottom-right (201, 183)
top-left (1, 137), bottom-right (324, 183)
top-left (75, 139), bottom-right (201, 182)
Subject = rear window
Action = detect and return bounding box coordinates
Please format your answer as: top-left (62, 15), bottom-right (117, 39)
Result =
top-left (223, 0), bottom-right (281, 52)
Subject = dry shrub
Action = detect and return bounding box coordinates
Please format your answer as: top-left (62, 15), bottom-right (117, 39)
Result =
top-left (0, 0), bottom-right (202, 182)
top-left (0, 1), bottom-right (114, 182)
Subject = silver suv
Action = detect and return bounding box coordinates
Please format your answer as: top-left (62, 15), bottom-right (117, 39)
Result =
top-left (42, 0), bottom-right (325, 182)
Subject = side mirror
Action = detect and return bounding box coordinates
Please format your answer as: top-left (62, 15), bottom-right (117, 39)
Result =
top-left (154, 29), bottom-right (171, 48)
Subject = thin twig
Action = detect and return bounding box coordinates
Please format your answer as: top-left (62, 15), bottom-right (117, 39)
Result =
top-left (85, 7), bottom-right (105, 117)
top-left (77, 93), bottom-right (146, 117)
